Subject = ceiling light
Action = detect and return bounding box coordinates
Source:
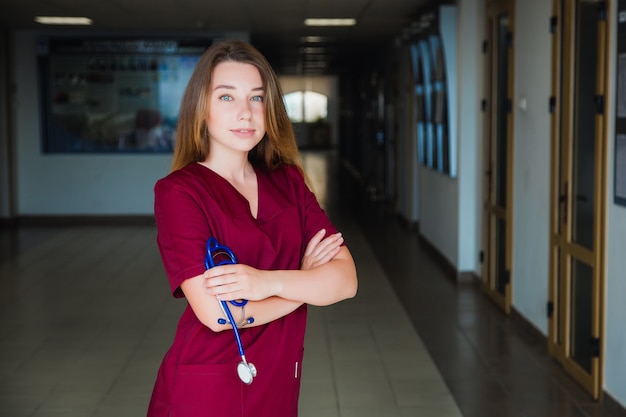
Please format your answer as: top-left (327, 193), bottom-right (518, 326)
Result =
top-left (303, 54), bottom-right (328, 61)
top-left (304, 18), bottom-right (356, 27)
top-left (300, 36), bottom-right (333, 43)
top-left (303, 61), bottom-right (327, 67)
top-left (299, 47), bottom-right (327, 54)
top-left (35, 16), bottom-right (93, 25)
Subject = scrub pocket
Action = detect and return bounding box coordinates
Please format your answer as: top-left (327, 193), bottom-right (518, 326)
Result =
top-left (170, 363), bottom-right (243, 417)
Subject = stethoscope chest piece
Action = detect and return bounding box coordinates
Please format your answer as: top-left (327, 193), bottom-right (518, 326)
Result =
top-left (237, 361), bottom-right (257, 385)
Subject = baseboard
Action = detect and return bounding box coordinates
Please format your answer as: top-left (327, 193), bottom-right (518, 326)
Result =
top-left (510, 308), bottom-right (626, 412)
top-left (458, 270), bottom-right (478, 284)
top-left (418, 234), bottom-right (478, 284)
top-left (602, 392), bottom-right (626, 415)
top-left (395, 213), bottom-right (419, 233)
top-left (0, 217), bottom-right (18, 228)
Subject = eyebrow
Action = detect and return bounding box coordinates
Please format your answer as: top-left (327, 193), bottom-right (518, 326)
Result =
top-left (213, 84), bottom-right (265, 92)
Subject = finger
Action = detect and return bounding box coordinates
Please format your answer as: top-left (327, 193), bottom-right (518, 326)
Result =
top-left (304, 230), bottom-right (326, 257)
top-left (205, 276), bottom-right (234, 291)
top-left (312, 233), bottom-right (343, 257)
top-left (204, 266), bottom-right (242, 287)
top-left (309, 243), bottom-right (342, 268)
top-left (317, 245), bottom-right (342, 264)
top-left (210, 284), bottom-right (239, 298)
top-left (205, 263), bottom-right (239, 279)
top-left (322, 232), bottom-right (343, 248)
top-left (304, 229), bottom-right (327, 256)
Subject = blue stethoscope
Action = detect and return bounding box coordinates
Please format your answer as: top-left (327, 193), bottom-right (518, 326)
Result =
top-left (205, 237), bottom-right (257, 384)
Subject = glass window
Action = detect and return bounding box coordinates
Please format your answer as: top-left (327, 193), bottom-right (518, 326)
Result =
top-left (284, 91), bottom-right (328, 123)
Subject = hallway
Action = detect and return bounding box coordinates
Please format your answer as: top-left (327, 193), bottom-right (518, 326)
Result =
top-left (0, 149), bottom-right (624, 417)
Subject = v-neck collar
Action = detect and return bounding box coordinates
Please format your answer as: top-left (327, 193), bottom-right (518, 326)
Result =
top-left (196, 162), bottom-right (260, 220)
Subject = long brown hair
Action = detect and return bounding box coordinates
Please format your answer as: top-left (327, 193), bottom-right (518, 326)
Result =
top-left (171, 39), bottom-right (303, 174)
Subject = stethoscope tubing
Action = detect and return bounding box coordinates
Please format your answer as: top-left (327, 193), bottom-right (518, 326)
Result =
top-left (204, 237), bottom-right (255, 382)
top-left (219, 295), bottom-right (246, 357)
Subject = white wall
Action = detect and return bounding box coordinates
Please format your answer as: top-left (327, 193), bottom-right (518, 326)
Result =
top-left (11, 31), bottom-right (248, 217)
top-left (419, 5), bottom-right (461, 269)
top-left (420, 1), bottom-right (482, 273)
top-left (457, 0), bottom-right (483, 273)
top-left (9, 32), bottom-right (345, 217)
top-left (420, 168), bottom-right (459, 267)
top-left (605, 198), bottom-right (626, 407)
top-left (604, 0), bottom-right (626, 406)
top-left (13, 31), bottom-right (171, 216)
top-left (511, 0), bottom-right (552, 334)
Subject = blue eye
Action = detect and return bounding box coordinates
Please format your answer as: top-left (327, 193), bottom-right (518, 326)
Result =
top-left (251, 96), bottom-right (264, 102)
top-left (219, 95), bottom-right (233, 101)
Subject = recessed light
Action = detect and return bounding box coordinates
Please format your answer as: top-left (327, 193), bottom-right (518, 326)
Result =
top-left (35, 16), bottom-right (93, 25)
top-left (303, 62), bottom-right (327, 68)
top-left (300, 36), bottom-right (333, 43)
top-left (304, 18), bottom-right (356, 27)
top-left (299, 47), bottom-right (327, 54)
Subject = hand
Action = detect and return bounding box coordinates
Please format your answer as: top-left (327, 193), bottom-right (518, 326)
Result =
top-left (203, 264), bottom-right (276, 302)
top-left (301, 229), bottom-right (344, 270)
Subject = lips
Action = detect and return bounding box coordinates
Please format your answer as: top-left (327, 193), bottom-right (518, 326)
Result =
top-left (231, 128), bottom-right (257, 138)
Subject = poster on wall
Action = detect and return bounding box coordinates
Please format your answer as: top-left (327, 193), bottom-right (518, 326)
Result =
top-left (38, 37), bottom-right (211, 153)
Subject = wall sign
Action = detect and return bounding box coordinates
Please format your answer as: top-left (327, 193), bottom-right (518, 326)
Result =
top-left (38, 37), bottom-right (211, 153)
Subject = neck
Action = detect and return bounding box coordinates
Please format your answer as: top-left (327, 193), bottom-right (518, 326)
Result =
top-left (200, 154), bottom-right (253, 183)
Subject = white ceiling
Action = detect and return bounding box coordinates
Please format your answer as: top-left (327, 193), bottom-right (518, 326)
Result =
top-left (0, 0), bottom-right (438, 74)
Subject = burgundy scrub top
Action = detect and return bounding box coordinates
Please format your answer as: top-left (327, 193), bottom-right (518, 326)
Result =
top-left (147, 162), bottom-right (337, 417)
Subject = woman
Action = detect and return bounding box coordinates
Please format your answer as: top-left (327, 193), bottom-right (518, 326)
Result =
top-left (148, 39), bottom-right (358, 417)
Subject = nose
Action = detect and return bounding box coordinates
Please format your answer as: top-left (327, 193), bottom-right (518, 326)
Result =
top-left (238, 101), bottom-right (252, 120)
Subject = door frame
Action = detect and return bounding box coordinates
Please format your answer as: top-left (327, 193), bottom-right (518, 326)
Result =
top-left (548, 0), bottom-right (608, 400)
top-left (481, 0), bottom-right (515, 314)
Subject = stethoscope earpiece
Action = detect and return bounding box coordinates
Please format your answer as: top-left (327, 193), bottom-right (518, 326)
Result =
top-left (220, 317), bottom-right (254, 326)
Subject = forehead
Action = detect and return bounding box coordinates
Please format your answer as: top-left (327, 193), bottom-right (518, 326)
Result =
top-left (212, 61), bottom-right (262, 86)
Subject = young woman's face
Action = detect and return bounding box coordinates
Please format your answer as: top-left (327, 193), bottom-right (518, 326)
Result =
top-left (206, 61), bottom-right (266, 155)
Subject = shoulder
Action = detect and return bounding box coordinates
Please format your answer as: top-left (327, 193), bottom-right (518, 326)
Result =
top-left (263, 163), bottom-right (305, 185)
top-left (154, 164), bottom-right (212, 210)
top-left (259, 164), bottom-right (310, 196)
top-left (155, 163), bottom-right (203, 193)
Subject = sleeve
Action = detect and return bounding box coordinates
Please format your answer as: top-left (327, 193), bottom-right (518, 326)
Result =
top-left (154, 177), bottom-right (211, 298)
top-left (285, 165), bottom-right (339, 249)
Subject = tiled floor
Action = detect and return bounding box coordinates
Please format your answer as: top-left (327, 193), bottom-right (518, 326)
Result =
top-left (0, 149), bottom-right (624, 417)
top-left (318, 151), bottom-right (626, 417)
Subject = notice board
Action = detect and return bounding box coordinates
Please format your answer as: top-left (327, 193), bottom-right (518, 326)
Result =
top-left (37, 37), bottom-right (211, 153)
